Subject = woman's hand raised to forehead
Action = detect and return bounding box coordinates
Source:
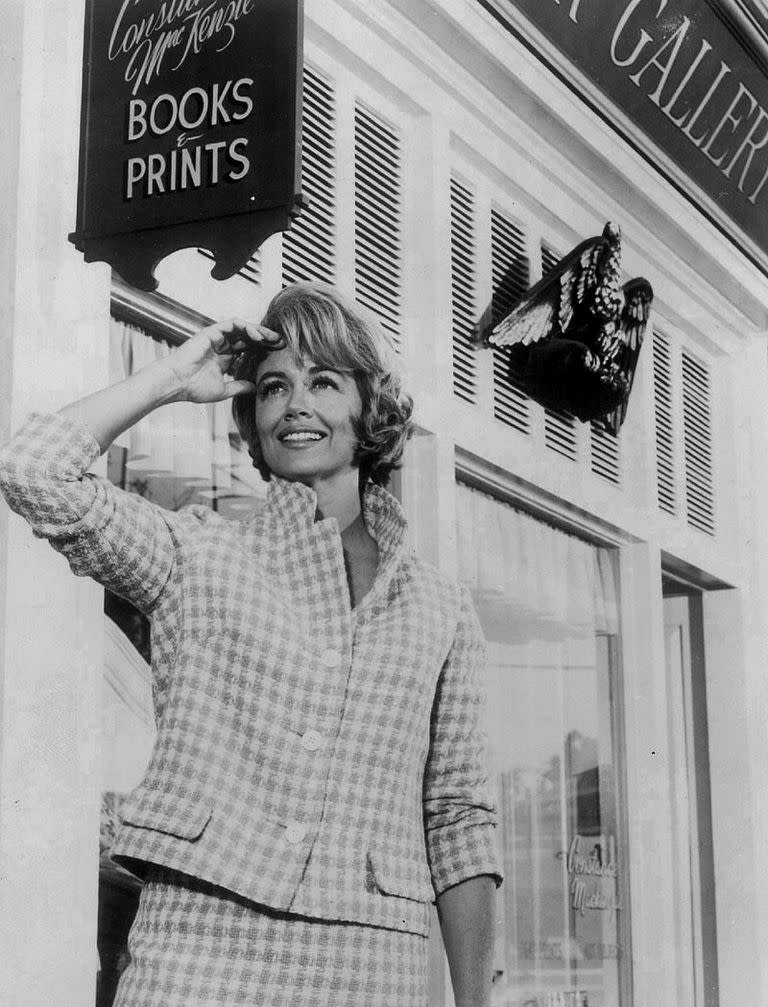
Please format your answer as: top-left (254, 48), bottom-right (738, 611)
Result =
top-left (54, 319), bottom-right (282, 454)
top-left (164, 319), bottom-right (284, 403)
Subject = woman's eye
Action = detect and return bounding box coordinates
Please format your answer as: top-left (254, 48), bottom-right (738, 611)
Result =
top-left (311, 375), bottom-right (339, 391)
top-left (257, 380), bottom-right (286, 399)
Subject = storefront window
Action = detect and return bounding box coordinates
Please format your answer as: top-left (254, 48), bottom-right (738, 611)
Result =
top-left (456, 482), bottom-right (630, 1007)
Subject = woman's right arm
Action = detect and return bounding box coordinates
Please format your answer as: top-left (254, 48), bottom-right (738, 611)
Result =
top-left (60, 317), bottom-right (274, 452)
top-left (0, 319), bottom-right (279, 612)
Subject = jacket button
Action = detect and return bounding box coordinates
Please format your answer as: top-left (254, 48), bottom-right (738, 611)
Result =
top-left (320, 648), bottom-right (340, 668)
top-left (302, 729), bottom-right (323, 752)
top-left (285, 822), bottom-right (307, 844)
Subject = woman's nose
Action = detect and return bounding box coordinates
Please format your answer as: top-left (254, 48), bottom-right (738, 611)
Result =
top-left (284, 384), bottom-right (312, 417)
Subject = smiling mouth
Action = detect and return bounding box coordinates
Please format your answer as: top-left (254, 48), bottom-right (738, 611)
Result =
top-left (278, 431), bottom-right (327, 443)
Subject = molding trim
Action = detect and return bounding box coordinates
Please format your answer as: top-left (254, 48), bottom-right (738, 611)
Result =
top-left (455, 445), bottom-right (639, 548)
top-left (710, 0), bottom-right (768, 68)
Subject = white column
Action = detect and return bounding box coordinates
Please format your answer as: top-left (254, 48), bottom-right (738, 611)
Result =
top-left (704, 333), bottom-right (768, 1007)
top-left (0, 2), bottom-right (111, 1004)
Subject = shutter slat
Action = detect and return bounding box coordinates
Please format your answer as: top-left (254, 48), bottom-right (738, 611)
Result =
top-left (354, 102), bottom-right (402, 350)
top-left (591, 423), bottom-right (621, 484)
top-left (653, 331), bottom-right (676, 516)
top-left (283, 65), bottom-right (336, 286)
top-left (540, 242), bottom-right (584, 465)
top-left (451, 176), bottom-right (479, 404)
top-left (682, 347), bottom-right (715, 535)
top-left (491, 209), bottom-right (531, 432)
top-left (545, 408), bottom-right (578, 461)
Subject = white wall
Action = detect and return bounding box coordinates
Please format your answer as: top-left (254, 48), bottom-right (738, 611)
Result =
top-left (0, 2), bottom-right (111, 1003)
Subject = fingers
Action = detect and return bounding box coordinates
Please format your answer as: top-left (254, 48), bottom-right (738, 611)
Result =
top-left (222, 378), bottom-right (257, 400)
top-left (211, 318), bottom-right (284, 356)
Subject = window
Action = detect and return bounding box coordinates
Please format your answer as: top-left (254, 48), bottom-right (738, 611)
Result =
top-left (456, 482), bottom-right (631, 1007)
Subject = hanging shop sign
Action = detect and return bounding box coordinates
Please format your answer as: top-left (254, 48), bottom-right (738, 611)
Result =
top-left (478, 0), bottom-right (768, 264)
top-left (70, 0), bottom-right (304, 290)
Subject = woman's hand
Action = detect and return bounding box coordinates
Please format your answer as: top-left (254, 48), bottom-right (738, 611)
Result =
top-left (58, 319), bottom-right (283, 454)
top-left (163, 319), bottom-right (283, 403)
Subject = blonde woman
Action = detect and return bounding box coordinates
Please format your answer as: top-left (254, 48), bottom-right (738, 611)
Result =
top-left (0, 282), bottom-right (501, 1007)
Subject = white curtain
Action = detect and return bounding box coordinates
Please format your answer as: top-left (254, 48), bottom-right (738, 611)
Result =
top-left (456, 483), bottom-right (619, 638)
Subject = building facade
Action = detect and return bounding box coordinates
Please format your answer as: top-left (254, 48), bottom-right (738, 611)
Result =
top-left (1, 1), bottom-right (768, 1005)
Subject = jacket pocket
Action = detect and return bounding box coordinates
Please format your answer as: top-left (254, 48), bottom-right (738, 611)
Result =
top-left (368, 848), bottom-right (434, 903)
top-left (120, 790), bottom-right (213, 841)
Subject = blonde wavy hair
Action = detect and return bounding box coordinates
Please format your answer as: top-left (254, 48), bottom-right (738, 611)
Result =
top-left (232, 282), bottom-right (414, 486)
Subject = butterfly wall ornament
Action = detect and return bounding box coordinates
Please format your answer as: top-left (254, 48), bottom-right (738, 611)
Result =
top-left (473, 222), bottom-right (653, 435)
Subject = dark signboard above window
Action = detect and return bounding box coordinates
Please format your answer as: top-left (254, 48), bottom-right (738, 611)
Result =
top-left (478, 0), bottom-right (768, 268)
top-left (70, 0), bottom-right (304, 290)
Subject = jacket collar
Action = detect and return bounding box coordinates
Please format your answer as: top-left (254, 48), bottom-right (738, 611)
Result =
top-left (265, 476), bottom-right (408, 562)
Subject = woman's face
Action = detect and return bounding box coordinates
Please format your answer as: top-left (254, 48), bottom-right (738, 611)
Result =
top-left (253, 347), bottom-right (363, 485)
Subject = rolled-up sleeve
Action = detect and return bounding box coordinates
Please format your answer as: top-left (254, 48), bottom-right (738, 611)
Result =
top-left (423, 584), bottom-right (503, 895)
top-left (0, 412), bottom-right (202, 613)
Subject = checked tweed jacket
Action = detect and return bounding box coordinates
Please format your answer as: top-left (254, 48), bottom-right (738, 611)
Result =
top-left (0, 412), bottom-right (501, 937)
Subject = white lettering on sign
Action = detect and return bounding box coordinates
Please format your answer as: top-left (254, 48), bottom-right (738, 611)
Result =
top-left (123, 75), bottom-right (254, 199)
top-left (109, 0), bottom-right (255, 96)
top-left (127, 78), bottom-right (254, 140)
top-left (125, 136), bottom-right (251, 198)
top-left (108, 0), bottom-right (259, 203)
top-left (610, 0), bottom-right (768, 204)
top-left (557, 835), bottom-right (622, 916)
top-left (552, 0), bottom-right (585, 24)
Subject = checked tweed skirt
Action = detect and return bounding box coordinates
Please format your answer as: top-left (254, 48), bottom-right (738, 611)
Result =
top-left (113, 869), bottom-right (429, 1007)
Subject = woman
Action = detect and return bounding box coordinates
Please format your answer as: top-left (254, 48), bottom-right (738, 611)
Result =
top-left (0, 282), bottom-right (501, 1006)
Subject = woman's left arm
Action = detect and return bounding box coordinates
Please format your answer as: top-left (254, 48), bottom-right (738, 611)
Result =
top-left (436, 875), bottom-right (497, 1007)
top-left (423, 584), bottom-right (503, 1006)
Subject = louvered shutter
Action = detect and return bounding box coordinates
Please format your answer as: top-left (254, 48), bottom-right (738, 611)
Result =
top-left (590, 425), bottom-right (621, 484)
top-left (538, 243), bottom-right (579, 461)
top-left (682, 349), bottom-right (715, 535)
top-left (354, 102), bottom-right (402, 349)
top-left (283, 65), bottom-right (336, 286)
top-left (450, 176), bottom-right (478, 404)
top-left (653, 331), bottom-right (676, 516)
top-left (491, 209), bottom-right (531, 433)
top-left (543, 411), bottom-right (578, 459)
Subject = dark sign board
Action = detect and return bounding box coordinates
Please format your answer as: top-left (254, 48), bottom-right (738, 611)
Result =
top-left (71, 0), bottom-right (304, 290)
top-left (479, 0), bottom-right (768, 266)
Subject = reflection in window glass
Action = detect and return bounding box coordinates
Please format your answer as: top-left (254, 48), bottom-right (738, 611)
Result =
top-left (456, 483), bottom-right (630, 1007)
